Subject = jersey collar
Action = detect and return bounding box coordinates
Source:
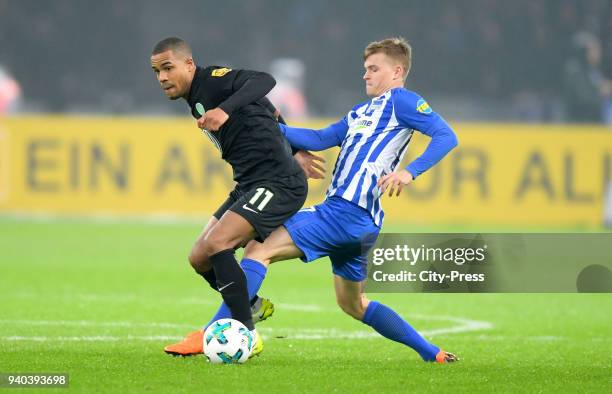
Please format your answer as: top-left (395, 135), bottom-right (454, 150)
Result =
top-left (186, 66), bottom-right (204, 105)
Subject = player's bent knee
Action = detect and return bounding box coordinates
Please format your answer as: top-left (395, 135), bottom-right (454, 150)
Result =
top-left (188, 252), bottom-right (205, 273)
top-left (188, 241), bottom-right (211, 274)
top-left (203, 232), bottom-right (235, 255)
top-left (336, 297), bottom-right (366, 320)
top-left (360, 294), bottom-right (370, 310)
top-left (243, 242), bottom-right (271, 266)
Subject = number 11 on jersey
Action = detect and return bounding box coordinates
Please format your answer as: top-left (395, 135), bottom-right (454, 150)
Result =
top-left (249, 188), bottom-right (274, 211)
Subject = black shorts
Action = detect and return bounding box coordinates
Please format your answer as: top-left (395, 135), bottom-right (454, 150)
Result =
top-left (213, 173), bottom-right (308, 241)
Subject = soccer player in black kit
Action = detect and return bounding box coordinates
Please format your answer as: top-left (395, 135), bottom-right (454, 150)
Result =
top-left (150, 37), bottom-right (315, 358)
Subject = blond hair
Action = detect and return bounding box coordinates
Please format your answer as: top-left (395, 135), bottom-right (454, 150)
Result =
top-left (364, 37), bottom-right (412, 79)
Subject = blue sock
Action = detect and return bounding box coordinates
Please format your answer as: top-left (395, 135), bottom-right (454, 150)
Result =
top-left (204, 258), bottom-right (267, 330)
top-left (362, 301), bottom-right (440, 361)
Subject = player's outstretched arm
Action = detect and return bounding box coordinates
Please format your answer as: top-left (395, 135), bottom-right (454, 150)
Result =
top-left (405, 125), bottom-right (458, 179)
top-left (257, 102), bottom-right (327, 179)
top-left (279, 117), bottom-right (348, 151)
top-left (378, 125), bottom-right (458, 196)
top-left (218, 70), bottom-right (276, 116)
top-left (379, 91), bottom-right (459, 196)
top-left (200, 70), bottom-right (277, 131)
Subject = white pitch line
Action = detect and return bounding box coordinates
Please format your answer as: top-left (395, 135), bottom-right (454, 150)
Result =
top-left (275, 303), bottom-right (327, 312)
top-left (2, 335), bottom-right (183, 342)
top-left (2, 319), bottom-right (608, 343)
top-left (4, 292), bottom-right (493, 323)
top-left (0, 313), bottom-right (494, 342)
top-left (7, 292), bottom-right (335, 313)
top-left (473, 335), bottom-right (565, 342)
top-left (2, 292), bottom-right (495, 339)
top-left (6, 334), bottom-right (604, 342)
top-left (410, 314), bottom-right (494, 337)
top-left (11, 292), bottom-right (490, 318)
top-left (0, 319), bottom-right (194, 329)
top-left (5, 333), bottom-right (609, 343)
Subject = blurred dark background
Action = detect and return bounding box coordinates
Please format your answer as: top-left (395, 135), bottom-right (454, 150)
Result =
top-left (1, 0), bottom-right (611, 122)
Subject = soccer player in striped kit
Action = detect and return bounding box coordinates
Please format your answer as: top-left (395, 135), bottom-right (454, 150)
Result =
top-left (168, 37), bottom-right (459, 363)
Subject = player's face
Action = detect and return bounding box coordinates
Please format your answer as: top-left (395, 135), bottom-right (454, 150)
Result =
top-left (363, 53), bottom-right (404, 97)
top-left (150, 50), bottom-right (195, 100)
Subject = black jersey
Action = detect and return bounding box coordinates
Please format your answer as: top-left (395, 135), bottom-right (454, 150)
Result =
top-left (186, 65), bottom-right (302, 187)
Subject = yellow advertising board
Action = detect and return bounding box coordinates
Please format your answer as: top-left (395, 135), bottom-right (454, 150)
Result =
top-left (0, 116), bottom-right (610, 227)
top-left (391, 123), bottom-right (612, 227)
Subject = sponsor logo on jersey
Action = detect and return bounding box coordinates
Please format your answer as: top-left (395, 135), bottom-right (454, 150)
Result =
top-left (211, 67), bottom-right (232, 77)
top-left (195, 102), bottom-right (222, 152)
top-left (242, 203), bottom-right (259, 214)
top-left (416, 99), bottom-right (432, 114)
top-left (195, 102), bottom-right (205, 116)
top-left (354, 119), bottom-right (373, 130)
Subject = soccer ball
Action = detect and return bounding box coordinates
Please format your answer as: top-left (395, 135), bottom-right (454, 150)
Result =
top-left (203, 319), bottom-right (253, 364)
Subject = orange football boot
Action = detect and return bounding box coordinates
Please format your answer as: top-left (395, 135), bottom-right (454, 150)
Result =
top-left (435, 350), bottom-right (459, 364)
top-left (164, 330), bottom-right (204, 356)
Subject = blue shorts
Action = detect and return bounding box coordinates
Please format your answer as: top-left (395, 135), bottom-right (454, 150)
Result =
top-left (283, 196), bottom-right (380, 282)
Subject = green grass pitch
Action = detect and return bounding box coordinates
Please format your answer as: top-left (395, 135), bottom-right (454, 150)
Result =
top-left (0, 219), bottom-right (610, 393)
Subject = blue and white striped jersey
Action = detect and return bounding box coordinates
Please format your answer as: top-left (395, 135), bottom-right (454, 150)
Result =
top-left (281, 87), bottom-right (456, 226)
